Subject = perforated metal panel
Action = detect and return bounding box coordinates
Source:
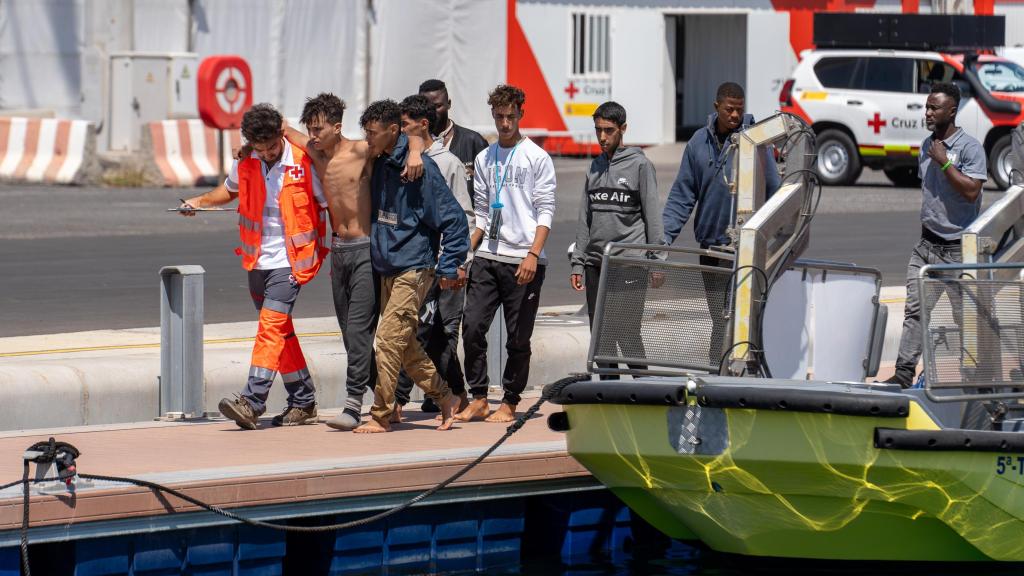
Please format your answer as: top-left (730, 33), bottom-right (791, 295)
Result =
top-left (922, 275), bottom-right (1024, 401)
top-left (589, 254), bottom-right (733, 376)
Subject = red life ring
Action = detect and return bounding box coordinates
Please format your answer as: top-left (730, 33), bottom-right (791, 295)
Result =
top-left (198, 56), bottom-right (253, 130)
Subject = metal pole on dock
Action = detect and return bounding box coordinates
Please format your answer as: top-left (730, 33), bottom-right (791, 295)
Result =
top-left (159, 265), bottom-right (205, 419)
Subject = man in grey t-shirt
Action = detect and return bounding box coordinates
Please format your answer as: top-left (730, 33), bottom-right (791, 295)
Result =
top-left (886, 82), bottom-right (986, 388)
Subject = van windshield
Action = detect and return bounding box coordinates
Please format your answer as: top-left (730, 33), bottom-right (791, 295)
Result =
top-left (977, 61), bottom-right (1024, 93)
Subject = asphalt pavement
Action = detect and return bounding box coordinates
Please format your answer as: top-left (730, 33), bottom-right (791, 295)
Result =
top-left (0, 143), bottom-right (1005, 337)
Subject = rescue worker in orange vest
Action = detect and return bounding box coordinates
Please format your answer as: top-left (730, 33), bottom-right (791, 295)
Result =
top-left (179, 103), bottom-right (329, 430)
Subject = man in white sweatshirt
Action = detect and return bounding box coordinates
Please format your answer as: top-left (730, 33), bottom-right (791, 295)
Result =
top-left (456, 84), bottom-right (556, 424)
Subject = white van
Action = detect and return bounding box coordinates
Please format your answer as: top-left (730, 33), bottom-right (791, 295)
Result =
top-left (780, 48), bottom-right (1024, 188)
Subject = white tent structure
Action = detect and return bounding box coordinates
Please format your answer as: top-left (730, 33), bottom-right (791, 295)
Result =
top-left (0, 0), bottom-right (504, 146)
top-left (3, 0), bottom-right (1024, 153)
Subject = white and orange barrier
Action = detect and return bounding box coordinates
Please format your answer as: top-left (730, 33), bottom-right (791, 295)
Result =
top-left (0, 117), bottom-right (93, 184)
top-left (148, 119), bottom-right (242, 187)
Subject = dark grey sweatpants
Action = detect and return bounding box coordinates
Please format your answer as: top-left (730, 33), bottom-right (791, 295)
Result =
top-left (330, 237), bottom-right (379, 416)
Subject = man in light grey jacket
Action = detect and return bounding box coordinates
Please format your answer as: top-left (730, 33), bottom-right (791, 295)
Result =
top-left (571, 101), bottom-right (662, 378)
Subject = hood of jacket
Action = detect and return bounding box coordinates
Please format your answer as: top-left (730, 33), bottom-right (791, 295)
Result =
top-left (606, 144), bottom-right (642, 164)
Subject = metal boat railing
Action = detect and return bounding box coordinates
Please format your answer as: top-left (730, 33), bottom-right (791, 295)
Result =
top-left (961, 184), bottom-right (1024, 273)
top-left (920, 262), bottom-right (1024, 403)
top-left (953, 184), bottom-right (1024, 395)
top-left (588, 243), bottom-right (884, 382)
top-left (587, 244), bottom-right (734, 378)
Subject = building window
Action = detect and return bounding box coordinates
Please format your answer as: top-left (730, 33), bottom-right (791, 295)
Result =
top-left (572, 13), bottom-right (610, 77)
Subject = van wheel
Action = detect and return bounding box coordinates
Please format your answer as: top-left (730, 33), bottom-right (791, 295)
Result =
top-left (883, 166), bottom-right (921, 188)
top-left (989, 134), bottom-right (1012, 190)
top-left (814, 129), bottom-right (862, 186)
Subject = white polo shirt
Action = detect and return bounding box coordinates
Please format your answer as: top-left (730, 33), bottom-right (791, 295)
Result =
top-left (225, 141), bottom-right (325, 270)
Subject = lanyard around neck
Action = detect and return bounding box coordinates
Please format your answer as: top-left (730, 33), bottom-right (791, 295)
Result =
top-left (492, 141), bottom-right (521, 209)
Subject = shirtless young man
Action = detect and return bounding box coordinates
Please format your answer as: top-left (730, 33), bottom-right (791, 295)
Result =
top-left (286, 93), bottom-right (423, 430)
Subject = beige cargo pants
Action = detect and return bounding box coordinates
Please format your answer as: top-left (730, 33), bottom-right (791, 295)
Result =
top-left (370, 268), bottom-right (452, 423)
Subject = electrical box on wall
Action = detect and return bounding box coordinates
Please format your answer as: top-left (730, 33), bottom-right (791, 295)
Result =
top-left (109, 52), bottom-right (198, 152)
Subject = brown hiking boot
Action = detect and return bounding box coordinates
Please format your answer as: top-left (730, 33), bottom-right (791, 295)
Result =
top-left (271, 404), bottom-right (318, 427)
top-left (219, 396), bottom-right (258, 430)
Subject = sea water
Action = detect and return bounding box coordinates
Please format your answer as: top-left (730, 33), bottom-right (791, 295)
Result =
top-left (503, 540), bottom-right (1024, 576)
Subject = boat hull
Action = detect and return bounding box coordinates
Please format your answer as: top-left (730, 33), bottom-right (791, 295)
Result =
top-left (562, 402), bottom-right (1024, 561)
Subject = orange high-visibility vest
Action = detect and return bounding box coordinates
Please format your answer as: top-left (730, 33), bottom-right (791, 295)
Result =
top-left (235, 139), bottom-right (327, 285)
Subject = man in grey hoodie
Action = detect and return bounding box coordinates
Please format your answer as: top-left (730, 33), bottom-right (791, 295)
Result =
top-left (571, 101), bottom-right (663, 377)
top-left (662, 82), bottom-right (780, 366)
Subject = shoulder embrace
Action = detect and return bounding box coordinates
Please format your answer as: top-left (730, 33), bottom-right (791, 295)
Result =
top-left (352, 140), bottom-right (370, 157)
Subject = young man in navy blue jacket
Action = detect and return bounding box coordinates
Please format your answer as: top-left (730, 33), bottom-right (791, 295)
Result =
top-left (354, 99), bottom-right (469, 433)
top-left (662, 82), bottom-right (780, 364)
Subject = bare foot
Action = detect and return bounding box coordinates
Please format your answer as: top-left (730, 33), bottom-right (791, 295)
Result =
top-left (353, 418), bottom-right (391, 434)
top-left (390, 403), bottom-right (403, 424)
top-left (485, 402), bottom-right (517, 423)
top-left (436, 392), bottom-right (470, 421)
top-left (453, 397), bottom-right (490, 422)
top-left (436, 394), bottom-right (460, 431)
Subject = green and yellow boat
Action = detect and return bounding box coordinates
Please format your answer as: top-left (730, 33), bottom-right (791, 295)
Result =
top-left (551, 374), bottom-right (1024, 562)
top-left (548, 114), bottom-right (1024, 562)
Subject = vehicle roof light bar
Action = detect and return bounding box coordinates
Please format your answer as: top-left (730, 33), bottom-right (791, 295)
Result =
top-left (812, 13), bottom-right (1005, 52)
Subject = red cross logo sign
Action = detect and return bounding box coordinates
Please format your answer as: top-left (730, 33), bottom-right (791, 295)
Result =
top-left (564, 81), bottom-right (579, 100)
top-left (867, 112), bottom-right (887, 134)
top-left (287, 166), bottom-right (305, 181)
